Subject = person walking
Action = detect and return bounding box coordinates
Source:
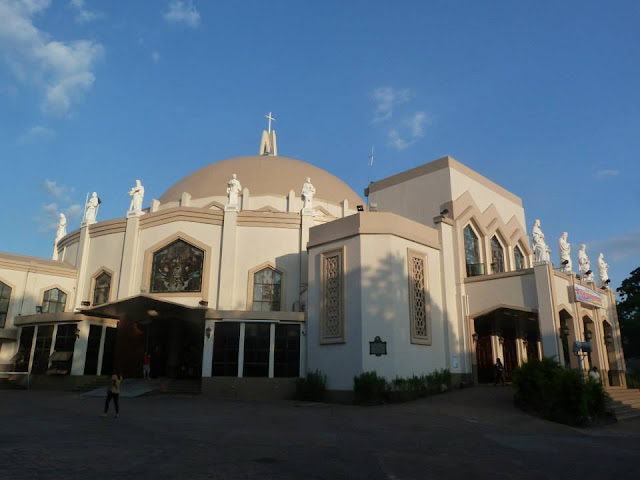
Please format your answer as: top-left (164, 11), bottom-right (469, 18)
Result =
top-left (102, 369), bottom-right (123, 418)
top-left (494, 358), bottom-right (505, 386)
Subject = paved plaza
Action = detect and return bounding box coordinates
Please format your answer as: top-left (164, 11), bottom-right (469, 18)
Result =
top-left (1, 386), bottom-right (639, 479)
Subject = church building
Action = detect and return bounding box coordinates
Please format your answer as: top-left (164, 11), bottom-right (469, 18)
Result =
top-left (0, 120), bottom-right (627, 396)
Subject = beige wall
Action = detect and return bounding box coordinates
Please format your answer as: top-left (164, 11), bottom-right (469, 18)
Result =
top-left (465, 271), bottom-right (538, 318)
top-left (369, 168), bottom-right (452, 226)
top-left (234, 226), bottom-right (301, 311)
top-left (81, 233), bottom-right (125, 304)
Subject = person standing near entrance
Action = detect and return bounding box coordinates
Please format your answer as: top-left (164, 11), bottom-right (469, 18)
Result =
top-left (589, 366), bottom-right (601, 383)
top-left (143, 352), bottom-right (151, 379)
top-left (102, 369), bottom-right (123, 418)
top-left (494, 358), bottom-right (505, 386)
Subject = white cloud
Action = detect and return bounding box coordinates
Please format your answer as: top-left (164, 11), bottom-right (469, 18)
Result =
top-left (18, 125), bottom-right (55, 143)
top-left (371, 86), bottom-right (412, 122)
top-left (590, 230), bottom-right (640, 262)
top-left (163, 1), bottom-right (200, 28)
top-left (387, 112), bottom-right (428, 151)
top-left (151, 51), bottom-right (160, 63)
top-left (596, 169), bottom-right (620, 178)
top-left (34, 201), bottom-right (82, 232)
top-left (35, 179), bottom-right (81, 231)
top-left (42, 179), bottom-right (69, 199)
top-left (69, 0), bottom-right (102, 24)
top-left (0, 0), bottom-right (104, 116)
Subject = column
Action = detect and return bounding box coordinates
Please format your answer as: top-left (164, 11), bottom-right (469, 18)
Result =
top-left (268, 323), bottom-right (275, 378)
top-left (299, 210), bottom-right (313, 306)
top-left (237, 323), bottom-right (245, 378)
top-left (435, 216), bottom-right (459, 374)
top-left (533, 262), bottom-right (561, 361)
top-left (72, 226), bottom-right (91, 309)
top-left (202, 319), bottom-right (215, 377)
top-left (117, 215), bottom-right (142, 299)
top-left (217, 207), bottom-right (238, 309)
top-left (27, 325), bottom-right (38, 374)
top-left (96, 325), bottom-right (107, 375)
top-left (71, 320), bottom-right (90, 375)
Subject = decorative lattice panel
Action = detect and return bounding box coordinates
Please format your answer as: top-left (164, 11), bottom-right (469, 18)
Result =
top-left (408, 251), bottom-right (430, 344)
top-left (322, 253), bottom-right (343, 341)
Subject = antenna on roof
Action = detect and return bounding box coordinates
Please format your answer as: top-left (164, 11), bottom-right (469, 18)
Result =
top-left (366, 145), bottom-right (374, 206)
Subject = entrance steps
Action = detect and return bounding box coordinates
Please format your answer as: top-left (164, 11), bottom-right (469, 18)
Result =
top-left (607, 387), bottom-right (640, 421)
top-left (82, 378), bottom-right (201, 397)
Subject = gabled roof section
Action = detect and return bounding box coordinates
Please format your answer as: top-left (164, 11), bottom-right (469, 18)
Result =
top-left (368, 156), bottom-right (522, 207)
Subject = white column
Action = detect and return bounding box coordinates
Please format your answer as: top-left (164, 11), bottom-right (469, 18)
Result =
top-left (299, 211), bottom-right (313, 306)
top-left (237, 322), bottom-right (245, 378)
top-left (202, 319), bottom-right (215, 377)
top-left (96, 325), bottom-right (107, 375)
top-left (268, 323), bottom-right (275, 378)
top-left (534, 262), bottom-right (561, 361)
top-left (71, 320), bottom-right (90, 375)
top-left (299, 323), bottom-right (307, 377)
top-left (72, 226), bottom-right (91, 310)
top-left (27, 325), bottom-right (38, 374)
top-left (117, 215), bottom-right (141, 299)
top-left (50, 325), bottom-right (58, 357)
top-left (217, 209), bottom-right (238, 309)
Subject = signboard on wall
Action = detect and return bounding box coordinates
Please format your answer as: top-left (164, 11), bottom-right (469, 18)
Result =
top-left (574, 285), bottom-right (604, 308)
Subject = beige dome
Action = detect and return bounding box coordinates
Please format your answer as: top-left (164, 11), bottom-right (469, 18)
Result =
top-left (158, 155), bottom-right (363, 206)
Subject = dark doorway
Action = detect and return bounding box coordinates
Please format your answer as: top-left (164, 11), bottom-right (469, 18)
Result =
top-left (502, 337), bottom-right (518, 382)
top-left (84, 325), bottom-right (102, 375)
top-left (476, 336), bottom-right (494, 383)
top-left (115, 316), bottom-right (203, 379)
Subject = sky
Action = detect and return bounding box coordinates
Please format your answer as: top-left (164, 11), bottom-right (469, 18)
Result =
top-left (0, 0), bottom-right (638, 290)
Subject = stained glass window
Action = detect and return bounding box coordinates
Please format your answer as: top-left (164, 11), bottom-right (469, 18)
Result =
top-left (42, 288), bottom-right (67, 313)
top-left (150, 240), bottom-right (204, 293)
top-left (252, 267), bottom-right (282, 311)
top-left (0, 281), bottom-right (11, 328)
top-left (514, 246), bottom-right (525, 270)
top-left (93, 271), bottom-right (112, 306)
top-left (464, 225), bottom-right (483, 276)
top-left (490, 236), bottom-right (505, 273)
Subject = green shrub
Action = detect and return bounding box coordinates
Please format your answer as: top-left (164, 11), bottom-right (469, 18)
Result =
top-left (512, 357), bottom-right (609, 426)
top-left (295, 370), bottom-right (326, 401)
top-left (354, 371), bottom-right (388, 405)
top-left (626, 368), bottom-right (640, 389)
top-left (425, 368), bottom-right (452, 394)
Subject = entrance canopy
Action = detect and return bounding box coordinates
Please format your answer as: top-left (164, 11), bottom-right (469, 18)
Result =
top-left (81, 294), bottom-right (206, 322)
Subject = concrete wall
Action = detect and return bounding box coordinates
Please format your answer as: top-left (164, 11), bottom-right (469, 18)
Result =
top-left (465, 271), bottom-right (538, 318)
top-left (307, 236), bottom-right (363, 390)
top-left (359, 235), bottom-right (447, 380)
top-left (369, 168), bottom-right (452, 226)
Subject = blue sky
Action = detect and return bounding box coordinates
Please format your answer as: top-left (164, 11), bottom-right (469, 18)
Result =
top-left (0, 0), bottom-right (638, 289)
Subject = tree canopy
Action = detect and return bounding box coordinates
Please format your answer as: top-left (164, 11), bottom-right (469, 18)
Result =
top-left (617, 267), bottom-right (640, 359)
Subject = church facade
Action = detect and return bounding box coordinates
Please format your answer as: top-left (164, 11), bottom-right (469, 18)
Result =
top-left (0, 127), bottom-right (627, 395)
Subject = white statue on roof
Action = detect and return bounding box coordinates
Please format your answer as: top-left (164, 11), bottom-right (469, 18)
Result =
top-left (578, 244), bottom-right (594, 281)
top-left (301, 177), bottom-right (316, 211)
top-left (128, 179), bottom-right (145, 214)
top-left (532, 219), bottom-right (550, 264)
top-left (597, 253), bottom-right (609, 287)
top-left (558, 232), bottom-right (572, 273)
top-left (84, 192), bottom-right (100, 225)
top-left (226, 174), bottom-right (242, 206)
top-left (55, 213), bottom-right (67, 242)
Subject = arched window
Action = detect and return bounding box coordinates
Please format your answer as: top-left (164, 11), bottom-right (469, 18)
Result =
top-left (252, 267), bottom-right (282, 312)
top-left (514, 246), bottom-right (525, 270)
top-left (490, 236), bottom-right (505, 274)
top-left (93, 271), bottom-right (112, 306)
top-left (464, 225), bottom-right (483, 276)
top-left (150, 239), bottom-right (204, 293)
top-left (42, 288), bottom-right (67, 313)
top-left (0, 281), bottom-right (11, 328)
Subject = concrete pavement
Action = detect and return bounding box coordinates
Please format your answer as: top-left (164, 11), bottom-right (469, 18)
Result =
top-left (1, 386), bottom-right (638, 479)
